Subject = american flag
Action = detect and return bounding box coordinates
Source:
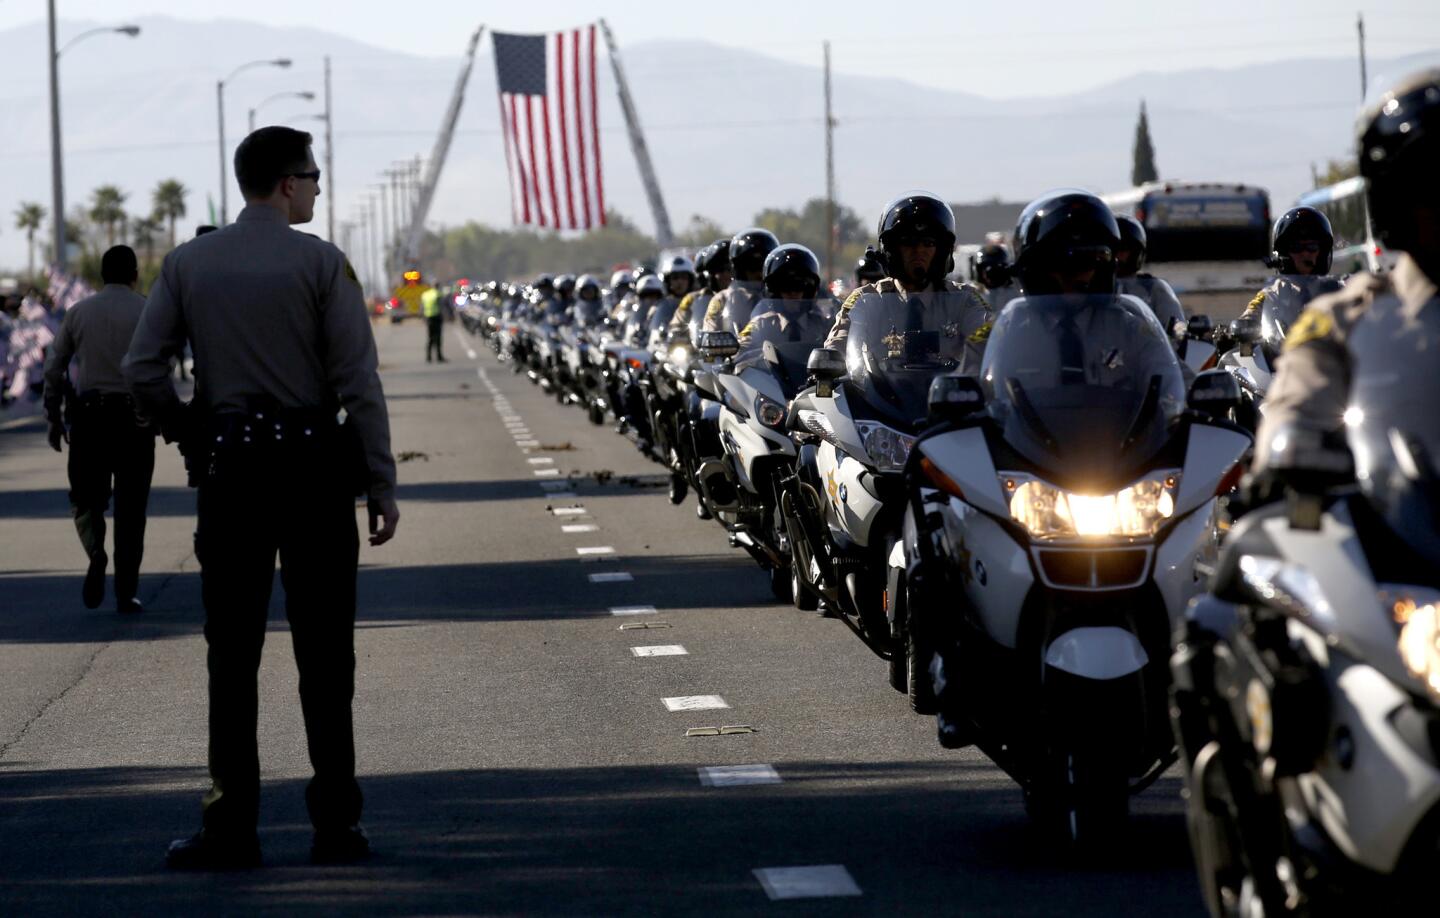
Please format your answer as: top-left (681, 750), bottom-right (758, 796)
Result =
top-left (493, 27), bottom-right (606, 230)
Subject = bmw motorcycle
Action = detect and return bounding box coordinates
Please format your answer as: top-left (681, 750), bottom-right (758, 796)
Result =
top-left (1171, 299), bottom-right (1440, 915)
top-left (901, 293), bottom-right (1252, 840)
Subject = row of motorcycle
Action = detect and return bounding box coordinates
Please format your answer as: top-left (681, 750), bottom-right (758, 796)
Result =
top-left (454, 260), bottom-right (1438, 914)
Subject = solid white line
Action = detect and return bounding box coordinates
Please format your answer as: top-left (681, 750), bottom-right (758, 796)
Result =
top-left (698, 765), bottom-right (781, 787)
top-left (576, 546), bottom-right (615, 556)
top-left (551, 507), bottom-right (587, 516)
top-left (663, 695), bottom-right (728, 712)
top-left (632, 645), bottom-right (687, 657)
top-left (609, 605), bottom-right (656, 615)
top-left (561, 523), bottom-right (598, 533)
top-left (589, 572), bottom-right (633, 583)
top-left (527, 457), bottom-right (555, 465)
top-left (753, 866), bottom-right (861, 900)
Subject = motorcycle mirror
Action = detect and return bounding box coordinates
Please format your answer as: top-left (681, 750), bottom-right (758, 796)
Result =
top-left (1229, 315), bottom-right (1261, 345)
top-left (806, 347), bottom-right (845, 381)
top-left (1187, 369), bottom-right (1243, 417)
top-left (1186, 314), bottom-right (1214, 341)
top-left (696, 330), bottom-right (739, 360)
top-left (927, 374), bottom-right (986, 423)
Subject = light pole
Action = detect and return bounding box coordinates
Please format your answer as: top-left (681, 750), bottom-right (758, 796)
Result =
top-left (248, 90), bottom-right (314, 133)
top-left (217, 57), bottom-right (292, 225)
top-left (373, 183), bottom-right (390, 283)
top-left (47, 7), bottom-right (141, 270)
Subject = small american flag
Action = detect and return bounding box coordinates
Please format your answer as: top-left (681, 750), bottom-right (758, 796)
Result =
top-left (493, 26), bottom-right (606, 230)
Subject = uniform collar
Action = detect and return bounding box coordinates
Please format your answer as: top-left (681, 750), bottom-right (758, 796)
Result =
top-left (236, 203), bottom-right (292, 225)
top-left (1394, 254), bottom-right (1439, 313)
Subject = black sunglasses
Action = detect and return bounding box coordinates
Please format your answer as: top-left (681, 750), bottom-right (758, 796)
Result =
top-left (289, 170), bottom-right (322, 183)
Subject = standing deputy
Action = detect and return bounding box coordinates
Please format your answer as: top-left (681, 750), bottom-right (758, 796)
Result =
top-left (124, 126), bottom-right (400, 869)
top-left (421, 281), bottom-right (445, 362)
top-left (43, 245), bottom-right (156, 614)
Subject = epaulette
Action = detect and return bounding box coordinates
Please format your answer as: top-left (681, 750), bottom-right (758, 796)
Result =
top-left (967, 322), bottom-right (993, 344)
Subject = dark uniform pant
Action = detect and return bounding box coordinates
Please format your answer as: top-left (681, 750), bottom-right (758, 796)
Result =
top-left (195, 432), bottom-right (362, 836)
top-left (67, 396), bottom-right (156, 603)
top-left (426, 314), bottom-right (445, 361)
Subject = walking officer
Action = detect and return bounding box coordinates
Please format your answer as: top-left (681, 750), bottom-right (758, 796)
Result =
top-left (43, 245), bottom-right (156, 614)
top-left (123, 126), bottom-right (400, 869)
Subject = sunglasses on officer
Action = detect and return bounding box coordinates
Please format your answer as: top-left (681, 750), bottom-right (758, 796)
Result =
top-left (289, 170), bottom-right (322, 183)
top-left (1287, 241), bottom-right (1322, 255)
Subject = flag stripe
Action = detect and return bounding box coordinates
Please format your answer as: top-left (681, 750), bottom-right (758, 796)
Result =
top-left (590, 24), bottom-right (605, 224)
top-left (555, 33), bottom-right (576, 229)
top-left (523, 97), bottom-right (546, 227)
top-left (572, 28), bottom-right (592, 228)
top-left (497, 90), bottom-right (519, 224)
top-left (508, 94), bottom-right (531, 225)
top-left (540, 96), bottom-right (561, 228)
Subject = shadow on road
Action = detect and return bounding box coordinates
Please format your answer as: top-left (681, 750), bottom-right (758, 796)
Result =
top-left (0, 553), bottom-right (778, 645)
top-left (0, 760), bottom-right (1203, 917)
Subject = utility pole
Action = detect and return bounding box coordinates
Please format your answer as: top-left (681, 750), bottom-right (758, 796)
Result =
top-left (599, 19), bottom-right (674, 247)
top-left (46, 0), bottom-right (65, 269)
top-left (324, 56), bottom-right (335, 240)
top-left (1357, 13), bottom-right (1369, 100)
top-left (375, 183), bottom-right (390, 281)
top-left (823, 40), bottom-right (837, 285)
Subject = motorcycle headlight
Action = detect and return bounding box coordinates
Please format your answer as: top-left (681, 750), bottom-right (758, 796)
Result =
top-left (755, 395), bottom-right (787, 429)
top-left (1001, 471), bottom-right (1180, 539)
top-left (855, 421), bottom-right (916, 473)
top-left (1386, 588), bottom-right (1440, 703)
top-left (669, 345), bottom-right (689, 366)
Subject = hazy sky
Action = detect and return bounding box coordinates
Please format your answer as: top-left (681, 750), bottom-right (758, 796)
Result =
top-left (4, 0), bottom-right (1438, 97)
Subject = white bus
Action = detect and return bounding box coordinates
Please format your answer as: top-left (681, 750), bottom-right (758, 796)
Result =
top-left (1102, 181), bottom-right (1272, 296)
top-left (1294, 176), bottom-right (1393, 274)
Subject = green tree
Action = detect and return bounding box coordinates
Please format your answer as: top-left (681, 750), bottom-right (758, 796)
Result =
top-left (131, 215), bottom-right (163, 267)
top-left (1131, 100), bottom-right (1159, 186)
top-left (88, 185), bottom-right (128, 247)
top-left (13, 201), bottom-right (46, 280)
top-left (1316, 158), bottom-right (1359, 187)
top-left (152, 179), bottom-right (188, 249)
top-left (752, 198), bottom-right (867, 276)
top-left (675, 214), bottom-right (727, 248)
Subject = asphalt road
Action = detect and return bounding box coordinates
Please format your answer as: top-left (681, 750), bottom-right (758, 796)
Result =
top-left (0, 319), bottom-right (1206, 916)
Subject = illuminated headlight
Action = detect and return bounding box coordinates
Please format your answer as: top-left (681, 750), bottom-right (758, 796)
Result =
top-left (855, 421), bottom-right (916, 473)
top-left (755, 395), bottom-right (787, 429)
top-left (1001, 471), bottom-right (1180, 539)
top-left (1387, 588), bottom-right (1440, 703)
top-left (669, 345), bottom-right (689, 366)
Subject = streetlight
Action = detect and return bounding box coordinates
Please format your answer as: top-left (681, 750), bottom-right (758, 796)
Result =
top-left (217, 57), bottom-right (292, 225)
top-left (46, 4), bottom-right (142, 270)
top-left (248, 90), bottom-right (315, 133)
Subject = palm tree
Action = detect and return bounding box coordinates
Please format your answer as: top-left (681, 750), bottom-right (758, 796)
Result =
top-left (88, 186), bottom-right (128, 247)
top-left (13, 202), bottom-right (46, 279)
top-left (131, 215), bottom-right (162, 267)
top-left (152, 179), bottom-right (187, 249)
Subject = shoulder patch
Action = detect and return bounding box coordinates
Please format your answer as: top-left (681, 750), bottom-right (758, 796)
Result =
top-left (1247, 291), bottom-right (1266, 311)
top-left (739, 321), bottom-right (757, 338)
top-left (704, 293), bottom-right (726, 318)
top-left (1283, 308), bottom-right (1335, 352)
top-left (840, 289), bottom-right (864, 312)
top-left (343, 260), bottom-right (361, 289)
top-left (967, 322), bottom-right (993, 344)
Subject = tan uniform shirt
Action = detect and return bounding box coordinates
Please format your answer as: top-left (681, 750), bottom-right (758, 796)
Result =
top-left (123, 204), bottom-right (397, 500)
top-left (823, 276), bottom-right (992, 353)
top-left (43, 284), bottom-right (147, 419)
top-left (667, 288), bottom-right (710, 334)
top-left (1255, 255), bottom-right (1439, 468)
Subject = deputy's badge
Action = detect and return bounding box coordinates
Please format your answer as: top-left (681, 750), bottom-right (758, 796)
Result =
top-left (1284, 308), bottom-right (1334, 351)
top-left (943, 322), bottom-right (961, 338)
top-left (967, 322), bottom-right (993, 344)
top-left (882, 327), bottom-right (905, 358)
top-left (343, 259), bottom-right (361, 289)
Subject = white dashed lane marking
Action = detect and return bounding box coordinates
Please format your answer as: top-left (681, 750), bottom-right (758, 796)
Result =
top-left (609, 605), bottom-right (656, 616)
top-left (562, 524), bottom-right (598, 533)
top-left (631, 645), bottom-right (687, 657)
top-left (576, 546), bottom-right (615, 557)
top-left (528, 457), bottom-right (555, 465)
top-left (517, 439), bottom-right (540, 448)
top-left (663, 695), bottom-right (728, 712)
top-left (698, 765), bottom-right (781, 787)
top-left (533, 468), bottom-right (560, 478)
top-left (752, 866), bottom-right (862, 900)
top-left (551, 507), bottom-right (587, 516)
top-left (589, 572), bottom-right (633, 583)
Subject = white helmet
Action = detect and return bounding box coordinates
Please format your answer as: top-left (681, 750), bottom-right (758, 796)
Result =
top-left (660, 254), bottom-right (696, 282)
top-left (636, 274), bottom-right (665, 296)
top-left (610, 269), bottom-right (635, 290)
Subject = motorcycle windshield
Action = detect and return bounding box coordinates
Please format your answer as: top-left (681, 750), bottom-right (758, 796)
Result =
top-left (646, 298), bottom-right (680, 341)
top-left (1261, 275), bottom-right (1344, 352)
top-left (572, 299), bottom-right (606, 327)
top-left (738, 298), bottom-right (833, 354)
top-left (721, 281), bottom-right (766, 335)
top-left (1348, 296), bottom-right (1440, 566)
top-left (844, 290), bottom-right (985, 429)
top-left (981, 294), bottom-right (1187, 484)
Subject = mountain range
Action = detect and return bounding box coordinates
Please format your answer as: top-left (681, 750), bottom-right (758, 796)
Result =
top-left (1, 14), bottom-right (1436, 271)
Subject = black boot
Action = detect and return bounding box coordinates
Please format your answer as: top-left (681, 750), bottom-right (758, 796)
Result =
top-left (165, 830), bottom-right (262, 870)
top-left (74, 508), bottom-right (107, 610)
top-left (311, 825), bottom-right (370, 865)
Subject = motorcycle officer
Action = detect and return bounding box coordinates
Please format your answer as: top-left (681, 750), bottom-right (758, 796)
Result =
top-left (971, 242), bottom-right (1022, 314)
top-left (671, 239), bottom-right (733, 336)
top-left (606, 269), bottom-right (635, 314)
top-left (738, 244), bottom-right (831, 349)
top-left (855, 247), bottom-right (886, 289)
top-left (824, 193), bottom-right (991, 371)
top-left (570, 274), bottom-right (606, 327)
top-left (703, 228), bottom-right (779, 333)
top-left (1237, 206), bottom-right (1343, 323)
top-left (1114, 215), bottom-right (1186, 334)
top-left (554, 274), bottom-right (577, 311)
top-left (1256, 68), bottom-right (1440, 470)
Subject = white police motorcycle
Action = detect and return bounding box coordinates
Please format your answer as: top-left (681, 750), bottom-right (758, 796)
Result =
top-left (900, 292), bottom-right (1252, 841)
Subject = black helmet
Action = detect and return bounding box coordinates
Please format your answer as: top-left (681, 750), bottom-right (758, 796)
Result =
top-left (763, 244), bottom-right (822, 298)
top-left (708, 237), bottom-right (732, 277)
top-left (692, 243), bottom-right (716, 288)
top-left (1014, 191), bottom-right (1121, 295)
top-left (555, 274), bottom-right (576, 296)
top-left (533, 273), bottom-right (555, 294)
top-left (576, 274), bottom-right (601, 298)
top-left (1270, 206), bottom-right (1334, 275)
top-left (1358, 68), bottom-right (1440, 253)
top-left (974, 242), bottom-right (1012, 288)
top-left (729, 228), bottom-right (780, 281)
top-left (877, 192), bottom-right (956, 287)
top-left (855, 246), bottom-right (886, 284)
top-left (1114, 214), bottom-right (1148, 277)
